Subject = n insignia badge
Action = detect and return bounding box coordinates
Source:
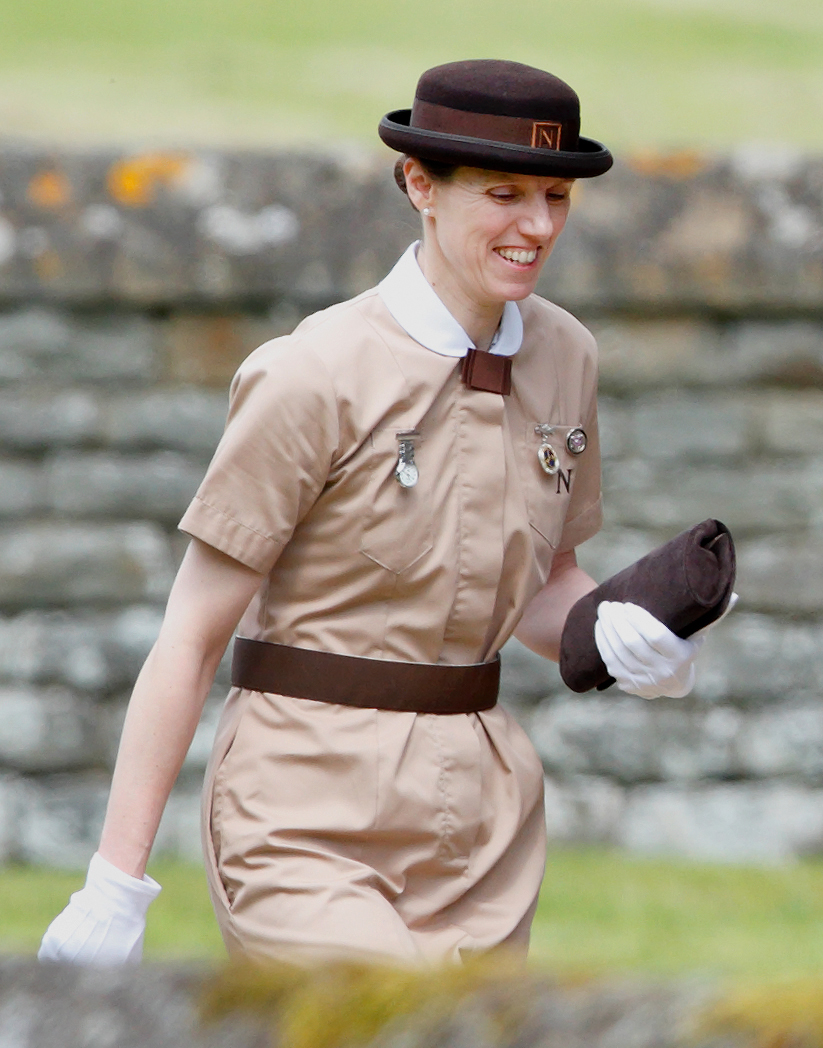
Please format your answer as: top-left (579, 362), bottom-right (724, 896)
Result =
top-left (531, 122), bottom-right (562, 150)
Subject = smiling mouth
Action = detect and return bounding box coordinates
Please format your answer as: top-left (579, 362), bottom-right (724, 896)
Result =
top-left (495, 247), bottom-right (538, 265)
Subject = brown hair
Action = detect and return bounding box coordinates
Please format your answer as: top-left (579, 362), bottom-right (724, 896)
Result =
top-left (393, 155), bottom-right (459, 210)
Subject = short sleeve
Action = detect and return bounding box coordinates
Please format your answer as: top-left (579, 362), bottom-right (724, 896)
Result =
top-left (178, 339), bottom-right (339, 574)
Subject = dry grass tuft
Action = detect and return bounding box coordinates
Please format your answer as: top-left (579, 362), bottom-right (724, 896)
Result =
top-left (702, 979), bottom-right (823, 1048)
top-left (199, 953), bottom-right (535, 1048)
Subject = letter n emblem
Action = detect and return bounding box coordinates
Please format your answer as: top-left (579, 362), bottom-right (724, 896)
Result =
top-left (531, 122), bottom-right (562, 150)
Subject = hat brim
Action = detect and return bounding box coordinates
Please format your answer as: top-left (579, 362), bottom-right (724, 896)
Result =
top-left (379, 109), bottom-right (612, 179)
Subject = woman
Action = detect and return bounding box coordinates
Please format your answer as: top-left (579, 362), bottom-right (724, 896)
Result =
top-left (39, 60), bottom-right (703, 966)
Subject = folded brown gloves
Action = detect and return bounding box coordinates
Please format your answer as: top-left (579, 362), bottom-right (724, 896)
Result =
top-left (559, 519), bottom-right (737, 693)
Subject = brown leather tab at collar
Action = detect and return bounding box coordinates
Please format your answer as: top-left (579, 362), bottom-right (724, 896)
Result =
top-left (461, 349), bottom-right (512, 395)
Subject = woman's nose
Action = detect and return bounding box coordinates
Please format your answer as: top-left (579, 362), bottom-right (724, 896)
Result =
top-left (519, 202), bottom-right (554, 239)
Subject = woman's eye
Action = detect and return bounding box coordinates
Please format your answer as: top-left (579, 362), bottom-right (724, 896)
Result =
top-left (490, 191), bottom-right (518, 202)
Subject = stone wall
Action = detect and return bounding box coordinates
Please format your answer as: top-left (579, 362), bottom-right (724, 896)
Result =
top-left (0, 959), bottom-right (722, 1048)
top-left (0, 145), bottom-right (821, 866)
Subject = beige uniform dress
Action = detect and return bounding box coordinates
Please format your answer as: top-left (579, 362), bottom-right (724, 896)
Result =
top-left (178, 243), bottom-right (602, 965)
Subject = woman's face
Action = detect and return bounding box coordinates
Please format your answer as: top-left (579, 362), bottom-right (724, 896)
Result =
top-left (407, 162), bottom-right (574, 310)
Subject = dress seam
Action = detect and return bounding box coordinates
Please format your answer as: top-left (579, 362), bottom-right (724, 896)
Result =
top-left (442, 396), bottom-right (468, 650)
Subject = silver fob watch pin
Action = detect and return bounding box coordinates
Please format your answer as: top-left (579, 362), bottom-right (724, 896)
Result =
top-left (395, 431), bottom-right (419, 488)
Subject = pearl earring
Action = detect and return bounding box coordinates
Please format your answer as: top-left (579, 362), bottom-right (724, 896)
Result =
top-left (422, 207), bottom-right (432, 217)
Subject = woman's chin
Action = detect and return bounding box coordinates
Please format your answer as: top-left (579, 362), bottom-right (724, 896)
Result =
top-left (483, 261), bottom-right (545, 302)
top-left (487, 277), bottom-right (541, 303)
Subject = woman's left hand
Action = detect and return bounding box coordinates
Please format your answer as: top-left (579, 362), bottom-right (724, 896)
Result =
top-left (594, 601), bottom-right (704, 699)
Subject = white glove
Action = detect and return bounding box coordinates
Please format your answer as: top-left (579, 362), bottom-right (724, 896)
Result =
top-left (594, 601), bottom-right (705, 700)
top-left (38, 852), bottom-right (161, 965)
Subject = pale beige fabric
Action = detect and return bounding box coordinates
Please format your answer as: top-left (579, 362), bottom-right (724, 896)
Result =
top-left (179, 287), bottom-right (601, 963)
top-left (205, 687), bottom-right (545, 964)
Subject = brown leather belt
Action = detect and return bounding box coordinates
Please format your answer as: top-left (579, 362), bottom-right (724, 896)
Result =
top-left (231, 637), bottom-right (500, 714)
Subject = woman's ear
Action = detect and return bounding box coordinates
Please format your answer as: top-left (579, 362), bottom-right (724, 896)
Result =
top-left (403, 157), bottom-right (434, 214)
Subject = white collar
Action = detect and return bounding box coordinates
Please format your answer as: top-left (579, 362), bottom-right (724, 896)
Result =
top-left (377, 241), bottom-right (523, 359)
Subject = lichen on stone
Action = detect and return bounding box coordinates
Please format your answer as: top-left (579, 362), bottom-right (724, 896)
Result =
top-left (199, 954), bottom-right (534, 1048)
top-left (700, 978), bottom-right (823, 1048)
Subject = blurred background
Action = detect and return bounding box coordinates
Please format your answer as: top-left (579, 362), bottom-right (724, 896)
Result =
top-left (0, 0), bottom-right (821, 151)
top-left (1, 0), bottom-right (823, 985)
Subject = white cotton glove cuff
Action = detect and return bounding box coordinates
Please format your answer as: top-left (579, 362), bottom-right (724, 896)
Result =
top-left (82, 852), bottom-right (161, 916)
top-left (594, 601), bottom-right (704, 700)
top-left (37, 852), bottom-right (161, 965)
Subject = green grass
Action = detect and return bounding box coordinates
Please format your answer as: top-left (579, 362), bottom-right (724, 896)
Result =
top-left (531, 848), bottom-right (823, 980)
top-left (0, 0), bottom-right (820, 150)
top-left (0, 859), bottom-right (225, 960)
top-left (6, 848), bottom-right (823, 979)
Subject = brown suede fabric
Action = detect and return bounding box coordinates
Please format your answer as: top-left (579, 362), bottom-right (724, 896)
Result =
top-left (559, 519), bottom-right (736, 693)
top-left (379, 59), bottom-right (613, 179)
top-left (414, 60), bottom-right (581, 124)
top-left (461, 348), bottom-right (512, 395)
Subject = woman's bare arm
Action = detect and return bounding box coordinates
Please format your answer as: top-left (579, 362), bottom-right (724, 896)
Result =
top-left (97, 538), bottom-right (264, 879)
top-left (514, 549), bottom-right (597, 662)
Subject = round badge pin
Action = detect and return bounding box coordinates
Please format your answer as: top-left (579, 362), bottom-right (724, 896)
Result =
top-left (566, 428), bottom-right (587, 455)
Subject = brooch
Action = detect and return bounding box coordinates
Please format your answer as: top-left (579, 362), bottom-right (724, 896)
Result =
top-left (534, 424), bottom-right (560, 475)
top-left (534, 423), bottom-right (587, 476)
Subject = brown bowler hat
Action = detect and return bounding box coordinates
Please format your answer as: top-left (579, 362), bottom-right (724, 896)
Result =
top-left (379, 59), bottom-right (612, 179)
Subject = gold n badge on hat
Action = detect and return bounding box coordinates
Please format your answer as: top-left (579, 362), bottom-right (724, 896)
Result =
top-left (531, 122), bottom-right (562, 149)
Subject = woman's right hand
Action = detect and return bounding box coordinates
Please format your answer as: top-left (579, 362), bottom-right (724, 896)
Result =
top-left (38, 539), bottom-right (262, 966)
top-left (38, 852), bottom-right (161, 965)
